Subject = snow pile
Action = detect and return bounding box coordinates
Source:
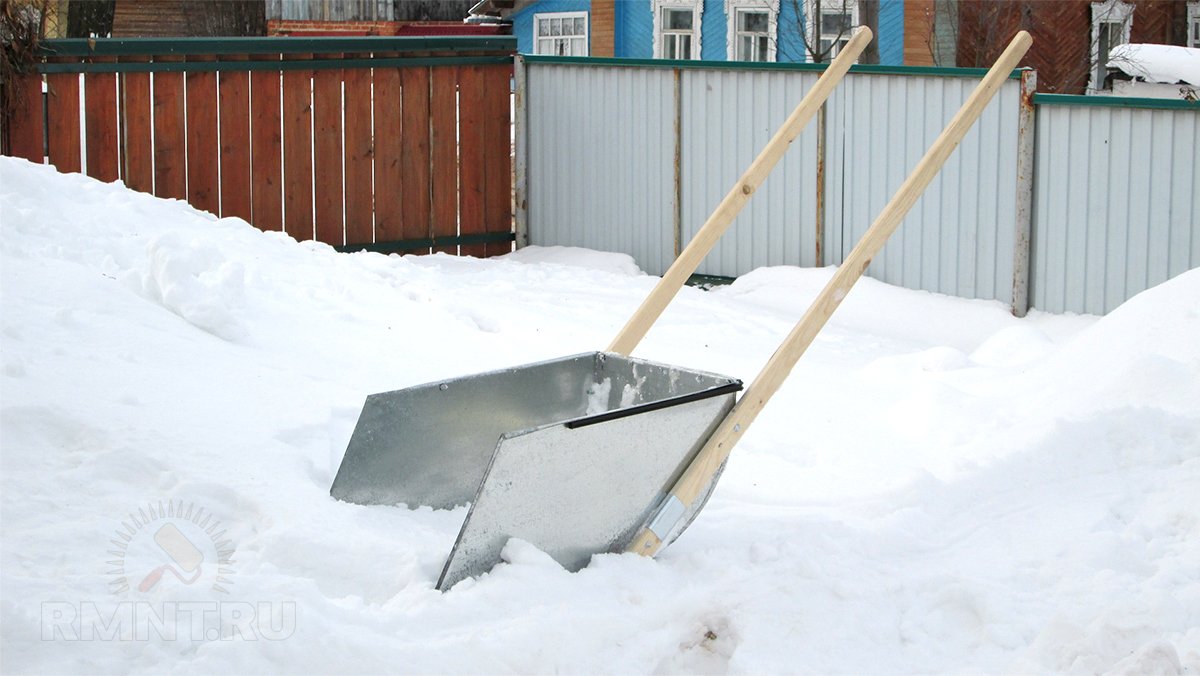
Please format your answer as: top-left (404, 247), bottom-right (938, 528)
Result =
top-left (1108, 43), bottom-right (1200, 85)
top-left (501, 244), bottom-right (644, 276)
top-left (2, 157), bottom-right (1198, 674)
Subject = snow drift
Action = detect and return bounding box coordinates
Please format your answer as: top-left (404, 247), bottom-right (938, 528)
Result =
top-left (2, 157), bottom-right (1198, 674)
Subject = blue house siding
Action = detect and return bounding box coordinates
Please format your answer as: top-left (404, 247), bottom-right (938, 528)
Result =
top-left (510, 0), bottom-right (906, 64)
top-left (616, 0), bottom-right (652, 58)
top-left (878, 0), bottom-right (903, 65)
top-left (700, 0), bottom-right (725, 60)
top-left (777, 0), bottom-right (806, 63)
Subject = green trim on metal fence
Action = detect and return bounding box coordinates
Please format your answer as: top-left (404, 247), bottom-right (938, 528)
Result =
top-left (38, 55), bottom-right (513, 74)
top-left (336, 231), bottom-right (516, 254)
top-left (1033, 93), bottom-right (1200, 111)
top-left (38, 36), bottom-right (517, 58)
top-left (522, 55), bottom-right (1026, 79)
top-left (853, 64), bottom-right (1025, 79)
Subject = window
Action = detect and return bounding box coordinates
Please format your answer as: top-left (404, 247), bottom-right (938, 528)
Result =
top-left (653, 1), bottom-right (702, 60)
top-left (804, 0), bottom-right (859, 63)
top-left (735, 10), bottom-right (769, 61)
top-left (533, 11), bottom-right (588, 56)
top-left (727, 1), bottom-right (779, 62)
top-left (1189, 2), bottom-right (1200, 49)
top-left (1089, 0), bottom-right (1132, 93)
top-left (661, 6), bottom-right (696, 58)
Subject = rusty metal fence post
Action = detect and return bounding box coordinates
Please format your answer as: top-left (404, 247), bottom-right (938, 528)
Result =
top-left (1011, 68), bottom-right (1037, 317)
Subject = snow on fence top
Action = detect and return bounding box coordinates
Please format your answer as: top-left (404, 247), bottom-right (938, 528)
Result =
top-left (1107, 44), bottom-right (1200, 85)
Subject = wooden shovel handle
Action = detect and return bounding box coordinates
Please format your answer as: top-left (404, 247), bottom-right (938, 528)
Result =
top-left (627, 30), bottom-right (1034, 558)
top-left (607, 26), bottom-right (874, 357)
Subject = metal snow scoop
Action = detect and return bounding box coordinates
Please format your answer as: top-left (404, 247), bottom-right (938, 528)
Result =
top-left (332, 28), bottom-right (1031, 590)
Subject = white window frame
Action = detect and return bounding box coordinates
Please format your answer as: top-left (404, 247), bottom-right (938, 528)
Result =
top-left (1089, 0), bottom-right (1133, 93)
top-left (726, 0), bottom-right (779, 62)
top-left (533, 11), bottom-right (589, 56)
top-left (803, 0), bottom-right (860, 63)
top-left (1188, 2), bottom-right (1200, 49)
top-left (652, 0), bottom-right (703, 60)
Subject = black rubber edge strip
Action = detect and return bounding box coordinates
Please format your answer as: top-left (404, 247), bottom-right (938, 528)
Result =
top-left (565, 381), bottom-right (743, 430)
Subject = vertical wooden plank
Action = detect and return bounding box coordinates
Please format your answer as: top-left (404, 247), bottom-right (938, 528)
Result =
top-left (373, 57), bottom-right (403, 243)
top-left (343, 56), bottom-right (374, 246)
top-left (312, 54), bottom-right (344, 246)
top-left (84, 63), bottom-right (120, 182)
top-left (282, 54), bottom-right (314, 241)
top-left (457, 65), bottom-right (486, 258)
top-left (46, 69), bottom-right (82, 173)
top-left (6, 72), bottom-right (44, 162)
top-left (218, 55), bottom-right (252, 222)
top-left (481, 64), bottom-right (513, 257)
top-left (153, 57), bottom-right (187, 200)
top-left (430, 66), bottom-right (459, 254)
top-left (904, 0), bottom-right (937, 67)
top-left (250, 55), bottom-right (283, 232)
top-left (185, 57), bottom-right (220, 214)
top-left (400, 66), bottom-right (431, 250)
top-left (120, 57), bottom-right (153, 193)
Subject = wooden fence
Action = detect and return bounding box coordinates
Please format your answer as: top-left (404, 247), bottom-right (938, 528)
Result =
top-left (1, 36), bottom-right (516, 256)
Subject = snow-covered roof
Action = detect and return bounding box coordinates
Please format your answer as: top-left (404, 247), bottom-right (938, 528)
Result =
top-left (1107, 43), bottom-right (1200, 85)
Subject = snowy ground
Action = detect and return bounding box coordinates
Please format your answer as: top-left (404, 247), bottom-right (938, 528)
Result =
top-left (1, 157), bottom-right (1198, 674)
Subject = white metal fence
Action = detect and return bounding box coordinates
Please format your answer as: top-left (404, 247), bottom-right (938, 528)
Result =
top-left (824, 72), bottom-right (1032, 307)
top-left (521, 64), bottom-right (678, 275)
top-left (1032, 98), bottom-right (1200, 314)
top-left (516, 56), bottom-right (1199, 315)
top-left (679, 69), bottom-right (823, 275)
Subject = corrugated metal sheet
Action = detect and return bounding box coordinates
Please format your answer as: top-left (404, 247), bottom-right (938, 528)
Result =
top-left (1031, 104), bottom-right (1200, 315)
top-left (521, 60), bottom-right (1198, 316)
top-left (524, 62), bottom-right (1025, 299)
top-left (679, 68), bottom-right (822, 276)
top-left (525, 64), bottom-right (678, 274)
top-left (825, 73), bottom-right (1023, 305)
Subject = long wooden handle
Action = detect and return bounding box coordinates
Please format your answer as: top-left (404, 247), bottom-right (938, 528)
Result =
top-left (607, 26), bottom-right (873, 357)
top-left (627, 30), bottom-right (1034, 557)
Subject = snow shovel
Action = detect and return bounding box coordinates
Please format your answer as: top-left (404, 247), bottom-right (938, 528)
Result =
top-left (332, 28), bottom-right (1031, 590)
top-left (332, 27), bottom-right (871, 591)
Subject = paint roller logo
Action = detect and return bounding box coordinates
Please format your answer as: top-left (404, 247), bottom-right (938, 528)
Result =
top-left (108, 501), bottom-right (235, 596)
top-left (42, 500), bottom-right (296, 642)
top-left (137, 524), bottom-right (204, 592)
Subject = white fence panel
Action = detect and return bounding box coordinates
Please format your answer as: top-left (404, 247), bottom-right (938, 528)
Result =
top-left (825, 72), bottom-right (1026, 306)
top-left (1032, 101), bottom-right (1200, 314)
top-left (679, 68), bottom-right (822, 276)
top-left (519, 58), bottom-right (1198, 316)
top-left (524, 62), bottom-right (678, 275)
